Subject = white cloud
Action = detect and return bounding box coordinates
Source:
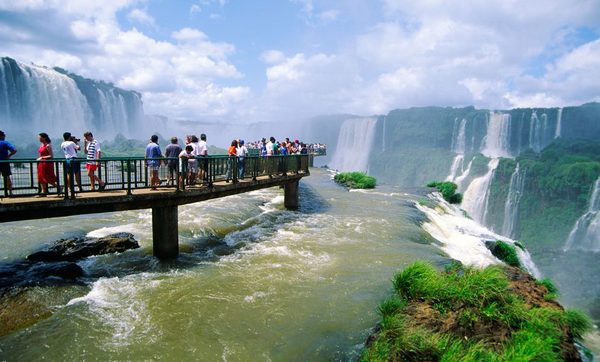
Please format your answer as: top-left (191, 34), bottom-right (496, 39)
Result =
top-left (127, 8), bottom-right (156, 27)
top-left (317, 9), bottom-right (338, 22)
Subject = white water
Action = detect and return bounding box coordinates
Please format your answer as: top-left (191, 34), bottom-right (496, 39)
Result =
top-left (564, 177), bottom-right (600, 251)
top-left (450, 118), bottom-right (467, 154)
top-left (446, 154), bottom-right (465, 182)
top-left (554, 108), bottom-right (563, 139)
top-left (481, 112), bottom-right (511, 158)
top-left (417, 193), bottom-right (541, 277)
top-left (16, 62), bottom-right (93, 132)
top-left (529, 111), bottom-right (550, 153)
top-left (382, 116), bottom-right (387, 152)
top-left (502, 163), bottom-right (526, 238)
top-left (461, 158), bottom-right (500, 224)
top-left (454, 158), bottom-right (473, 192)
top-left (0, 58), bottom-right (144, 138)
top-left (330, 117), bottom-right (377, 172)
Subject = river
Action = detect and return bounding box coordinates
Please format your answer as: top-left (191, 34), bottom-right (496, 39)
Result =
top-left (1, 168), bottom-right (598, 360)
top-left (0, 169), bottom-right (446, 360)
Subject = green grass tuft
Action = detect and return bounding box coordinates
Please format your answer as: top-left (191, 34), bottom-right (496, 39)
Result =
top-left (361, 261), bottom-right (591, 361)
top-left (426, 181), bottom-right (463, 204)
top-left (334, 172), bottom-right (377, 189)
top-left (491, 240), bottom-right (522, 268)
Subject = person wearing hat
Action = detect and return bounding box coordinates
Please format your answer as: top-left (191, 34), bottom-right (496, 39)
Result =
top-left (237, 139), bottom-right (248, 179)
top-left (0, 130), bottom-right (17, 196)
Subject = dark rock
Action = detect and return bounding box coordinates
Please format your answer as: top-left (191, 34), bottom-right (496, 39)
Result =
top-left (27, 232), bottom-right (140, 262)
top-left (30, 262), bottom-right (83, 279)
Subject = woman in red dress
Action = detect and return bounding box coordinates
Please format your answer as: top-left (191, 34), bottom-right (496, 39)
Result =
top-left (37, 132), bottom-right (58, 196)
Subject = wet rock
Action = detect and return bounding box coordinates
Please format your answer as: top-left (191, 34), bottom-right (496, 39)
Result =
top-left (27, 232), bottom-right (140, 262)
top-left (30, 262), bottom-right (83, 279)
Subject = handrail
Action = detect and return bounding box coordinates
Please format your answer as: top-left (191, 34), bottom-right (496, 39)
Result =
top-left (0, 154), bottom-right (310, 199)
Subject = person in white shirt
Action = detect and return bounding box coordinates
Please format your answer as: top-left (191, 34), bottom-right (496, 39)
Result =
top-left (236, 139), bottom-right (248, 179)
top-left (178, 145), bottom-right (195, 189)
top-left (84, 131), bottom-right (106, 191)
top-left (61, 132), bottom-right (81, 193)
top-left (197, 133), bottom-right (209, 184)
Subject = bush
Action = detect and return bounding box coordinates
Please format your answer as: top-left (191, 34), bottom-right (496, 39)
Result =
top-left (334, 172), bottom-right (377, 189)
top-left (489, 240), bottom-right (522, 268)
top-left (426, 181), bottom-right (463, 204)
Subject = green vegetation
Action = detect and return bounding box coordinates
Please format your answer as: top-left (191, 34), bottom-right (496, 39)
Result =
top-left (361, 261), bottom-right (590, 361)
top-left (334, 172), bottom-right (377, 189)
top-left (486, 139), bottom-right (600, 249)
top-left (488, 240), bottom-right (521, 268)
top-left (426, 181), bottom-right (462, 204)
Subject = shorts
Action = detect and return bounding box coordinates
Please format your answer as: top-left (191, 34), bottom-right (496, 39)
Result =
top-left (86, 163), bottom-right (98, 172)
top-left (66, 158), bottom-right (81, 172)
top-left (148, 165), bottom-right (160, 171)
top-left (0, 162), bottom-right (11, 177)
top-left (188, 160), bottom-right (198, 173)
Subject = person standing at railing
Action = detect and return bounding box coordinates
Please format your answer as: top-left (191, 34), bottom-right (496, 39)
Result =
top-left (225, 139), bottom-right (237, 183)
top-left (165, 137), bottom-right (182, 187)
top-left (188, 135), bottom-right (200, 185)
top-left (237, 139), bottom-right (248, 179)
top-left (36, 133), bottom-right (58, 197)
top-left (0, 130), bottom-right (17, 196)
top-left (84, 131), bottom-right (106, 191)
top-left (197, 133), bottom-right (208, 185)
top-left (145, 135), bottom-right (163, 190)
top-left (61, 132), bottom-right (83, 193)
top-left (178, 145), bottom-right (194, 189)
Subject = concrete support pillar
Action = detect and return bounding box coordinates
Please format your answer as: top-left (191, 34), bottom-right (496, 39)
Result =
top-left (152, 205), bottom-right (179, 259)
top-left (284, 180), bottom-right (299, 210)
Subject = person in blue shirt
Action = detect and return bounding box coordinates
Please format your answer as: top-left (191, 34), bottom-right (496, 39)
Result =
top-left (0, 130), bottom-right (17, 196)
top-left (145, 135), bottom-right (163, 190)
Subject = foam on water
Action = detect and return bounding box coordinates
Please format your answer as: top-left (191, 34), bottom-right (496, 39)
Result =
top-left (417, 193), bottom-right (541, 277)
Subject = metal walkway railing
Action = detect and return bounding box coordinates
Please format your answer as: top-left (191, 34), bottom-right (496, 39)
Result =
top-left (0, 154), bottom-right (310, 199)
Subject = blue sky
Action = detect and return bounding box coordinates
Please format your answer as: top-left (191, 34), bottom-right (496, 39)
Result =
top-left (1, 0), bottom-right (600, 123)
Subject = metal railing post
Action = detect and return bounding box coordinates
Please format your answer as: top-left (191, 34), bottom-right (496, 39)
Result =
top-left (127, 159), bottom-right (132, 195)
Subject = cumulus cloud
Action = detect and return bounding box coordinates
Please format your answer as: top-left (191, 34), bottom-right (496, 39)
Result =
top-left (0, 0), bottom-right (249, 121)
top-left (127, 8), bottom-right (155, 27)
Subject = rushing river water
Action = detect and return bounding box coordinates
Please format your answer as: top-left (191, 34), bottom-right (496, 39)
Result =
top-left (0, 169), bottom-right (446, 360)
top-left (1, 168), bottom-right (598, 360)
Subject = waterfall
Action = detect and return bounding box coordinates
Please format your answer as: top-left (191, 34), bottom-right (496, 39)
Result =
top-left (554, 108), bottom-right (563, 139)
top-left (381, 116), bottom-right (387, 152)
top-left (446, 155), bottom-right (465, 182)
top-left (529, 111), bottom-right (551, 152)
top-left (454, 158), bottom-right (473, 192)
top-left (330, 117), bottom-right (378, 172)
top-left (564, 177), bottom-right (600, 251)
top-left (416, 192), bottom-right (541, 277)
top-left (481, 112), bottom-right (511, 158)
top-left (461, 158), bottom-right (500, 224)
top-left (0, 57), bottom-right (144, 138)
top-left (446, 118), bottom-right (468, 182)
top-left (502, 163), bottom-right (526, 237)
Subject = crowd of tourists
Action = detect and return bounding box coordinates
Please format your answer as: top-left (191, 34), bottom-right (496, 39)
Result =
top-left (0, 130), bottom-right (326, 196)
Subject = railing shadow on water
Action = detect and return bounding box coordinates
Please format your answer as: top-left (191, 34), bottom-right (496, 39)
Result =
top-left (0, 154), bottom-right (311, 199)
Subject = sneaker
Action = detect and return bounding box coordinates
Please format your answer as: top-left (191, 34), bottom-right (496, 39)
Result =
top-left (99, 183), bottom-right (106, 191)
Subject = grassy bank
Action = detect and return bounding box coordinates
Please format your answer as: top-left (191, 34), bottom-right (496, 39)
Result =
top-left (361, 261), bottom-right (590, 361)
top-left (334, 172), bottom-right (377, 189)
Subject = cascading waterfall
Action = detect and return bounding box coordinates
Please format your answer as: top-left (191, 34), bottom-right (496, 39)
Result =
top-left (446, 155), bottom-right (465, 182)
top-left (554, 108), bottom-right (563, 139)
top-left (330, 117), bottom-right (377, 172)
top-left (564, 177), bottom-right (600, 251)
top-left (454, 158), bottom-right (473, 192)
top-left (446, 118), bottom-right (467, 182)
top-left (481, 112), bottom-right (511, 158)
top-left (461, 158), bottom-right (500, 224)
top-left (0, 58), bottom-right (93, 132)
top-left (382, 116), bottom-right (387, 152)
top-left (502, 164), bottom-right (526, 238)
top-left (529, 111), bottom-right (550, 152)
top-left (0, 57), bottom-right (144, 137)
